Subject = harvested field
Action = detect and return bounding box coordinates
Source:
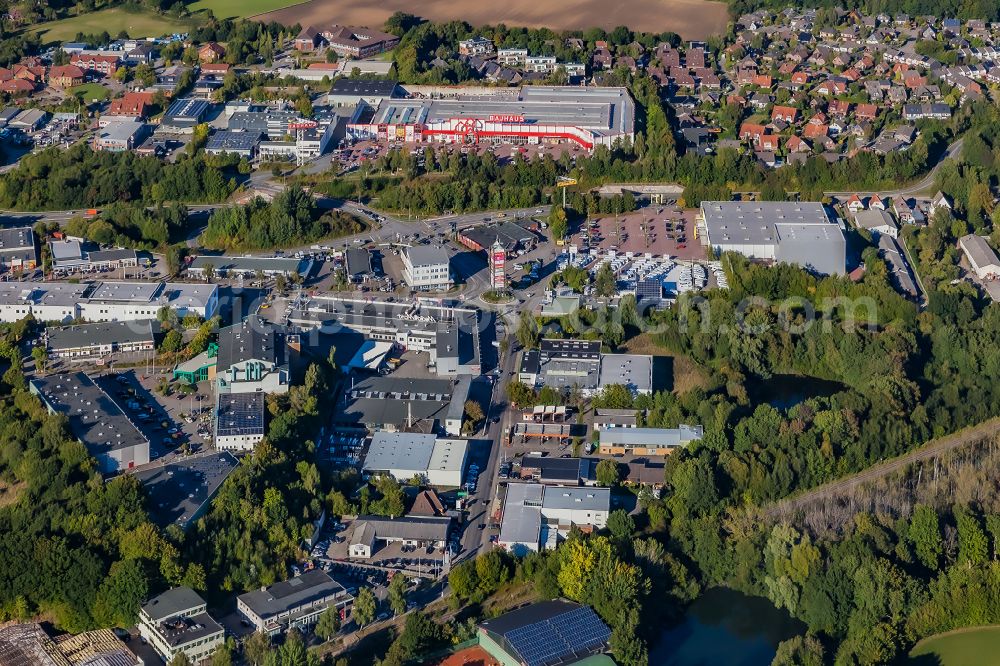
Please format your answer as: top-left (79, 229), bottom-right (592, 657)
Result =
top-left (255, 0), bottom-right (730, 40)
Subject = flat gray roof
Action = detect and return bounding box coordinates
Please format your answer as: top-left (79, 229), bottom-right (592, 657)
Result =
top-left (701, 201), bottom-right (831, 246)
top-left (598, 353), bottom-right (652, 392)
top-left (47, 319), bottom-right (155, 351)
top-left (363, 431), bottom-right (437, 473)
top-left (188, 254), bottom-right (310, 275)
top-left (499, 483), bottom-right (544, 547)
top-left (237, 569), bottom-right (349, 620)
top-left (542, 486), bottom-right (610, 512)
top-left (0, 226), bottom-right (34, 252)
top-left (405, 245), bottom-right (449, 268)
top-left (370, 86), bottom-right (634, 138)
top-left (0, 281), bottom-right (90, 307)
top-left (141, 587), bottom-right (205, 622)
top-left (599, 426), bottom-right (703, 449)
top-left (135, 453), bottom-right (238, 530)
top-left (88, 281), bottom-right (159, 302)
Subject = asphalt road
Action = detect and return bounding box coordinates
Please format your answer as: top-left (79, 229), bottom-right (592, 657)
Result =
top-left (824, 136), bottom-right (964, 198)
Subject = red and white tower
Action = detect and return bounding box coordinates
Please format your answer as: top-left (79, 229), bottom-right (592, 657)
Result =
top-left (490, 237), bottom-right (506, 290)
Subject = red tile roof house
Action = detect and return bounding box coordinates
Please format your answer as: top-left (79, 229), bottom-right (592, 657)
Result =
top-left (790, 71), bottom-right (811, 89)
top-left (828, 99), bottom-right (851, 116)
top-left (759, 134), bottom-right (780, 151)
top-left (855, 103), bottom-right (877, 121)
top-left (200, 63), bottom-right (230, 76)
top-left (70, 53), bottom-right (119, 77)
top-left (0, 78), bottom-right (34, 95)
top-left (845, 193), bottom-right (866, 212)
top-left (786, 135), bottom-right (811, 153)
top-left (739, 122), bottom-right (767, 143)
top-left (771, 105), bottom-right (799, 123)
top-left (102, 91), bottom-right (154, 126)
top-left (13, 64), bottom-right (45, 84)
top-left (803, 122), bottom-right (829, 140)
top-left (48, 64), bottom-right (85, 89)
top-left (198, 42), bottom-right (226, 63)
top-left (752, 74), bottom-right (773, 88)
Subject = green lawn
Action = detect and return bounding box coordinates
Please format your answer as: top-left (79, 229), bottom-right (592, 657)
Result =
top-left (68, 83), bottom-right (110, 102)
top-left (910, 626), bottom-right (1000, 665)
top-left (30, 8), bottom-right (198, 45)
top-left (186, 0), bottom-right (301, 19)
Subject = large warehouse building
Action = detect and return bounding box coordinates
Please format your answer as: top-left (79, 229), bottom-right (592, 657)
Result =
top-left (698, 201), bottom-right (847, 275)
top-left (349, 86), bottom-right (635, 151)
top-left (362, 431), bottom-right (468, 487)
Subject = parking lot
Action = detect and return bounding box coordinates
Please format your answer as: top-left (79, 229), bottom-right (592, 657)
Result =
top-left (568, 206), bottom-right (706, 260)
top-left (95, 369), bottom-right (214, 462)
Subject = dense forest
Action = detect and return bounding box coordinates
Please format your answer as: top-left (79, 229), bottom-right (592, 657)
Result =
top-left (0, 320), bottom-right (201, 631)
top-left (200, 186), bottom-right (363, 250)
top-left (0, 144), bottom-right (237, 210)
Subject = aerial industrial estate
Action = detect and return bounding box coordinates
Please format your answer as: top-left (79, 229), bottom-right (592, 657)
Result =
top-left (3, 3), bottom-right (1000, 666)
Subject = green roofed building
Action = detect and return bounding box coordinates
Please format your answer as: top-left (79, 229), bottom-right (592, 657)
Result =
top-left (172, 343), bottom-right (218, 384)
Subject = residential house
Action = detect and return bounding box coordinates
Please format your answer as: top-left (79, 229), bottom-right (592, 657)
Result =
top-left (48, 64), bottom-right (84, 88)
top-left (197, 42), bottom-right (225, 63)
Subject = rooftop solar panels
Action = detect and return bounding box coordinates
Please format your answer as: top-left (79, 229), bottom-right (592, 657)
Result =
top-left (505, 605), bottom-right (611, 666)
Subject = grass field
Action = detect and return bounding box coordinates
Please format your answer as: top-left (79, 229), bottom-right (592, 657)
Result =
top-left (68, 83), bottom-right (110, 102)
top-left (910, 626), bottom-right (1000, 665)
top-left (30, 8), bottom-right (197, 45)
top-left (187, 0), bottom-right (304, 19)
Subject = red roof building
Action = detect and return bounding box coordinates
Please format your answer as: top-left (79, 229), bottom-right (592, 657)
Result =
top-left (48, 64), bottom-right (85, 88)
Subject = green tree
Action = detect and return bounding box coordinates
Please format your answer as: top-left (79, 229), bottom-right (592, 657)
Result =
top-left (243, 632), bottom-right (271, 666)
top-left (771, 634), bottom-right (824, 666)
top-left (314, 605), bottom-right (341, 639)
top-left (507, 381), bottom-right (536, 408)
top-left (280, 629), bottom-right (308, 666)
top-left (607, 509), bottom-right (635, 541)
top-left (475, 550), bottom-right (511, 594)
top-left (596, 459), bottom-right (621, 487)
top-left (595, 262), bottom-right (617, 297)
top-left (388, 572), bottom-right (408, 615)
top-left (909, 505), bottom-right (943, 569)
top-left (92, 559), bottom-right (148, 628)
top-left (956, 505), bottom-right (989, 566)
top-left (353, 587), bottom-right (376, 627)
top-left (448, 560), bottom-right (479, 601)
top-left (549, 204), bottom-right (569, 240)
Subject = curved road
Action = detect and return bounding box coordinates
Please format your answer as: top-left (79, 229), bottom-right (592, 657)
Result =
top-left (824, 136), bottom-right (964, 199)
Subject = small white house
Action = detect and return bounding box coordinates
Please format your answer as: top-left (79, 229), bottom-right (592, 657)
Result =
top-left (959, 234), bottom-right (1000, 280)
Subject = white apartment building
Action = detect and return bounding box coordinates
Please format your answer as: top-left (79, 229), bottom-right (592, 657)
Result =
top-left (0, 281), bottom-right (218, 323)
top-left (497, 48), bottom-right (528, 65)
top-left (138, 587), bottom-right (224, 665)
top-left (402, 246), bottom-right (452, 291)
top-left (498, 483), bottom-right (610, 555)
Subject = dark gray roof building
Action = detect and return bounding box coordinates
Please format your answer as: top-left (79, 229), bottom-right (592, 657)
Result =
top-left (135, 453), bottom-right (238, 530)
top-left (0, 225), bottom-right (37, 269)
top-left (237, 569), bottom-right (353, 635)
top-left (29, 372), bottom-right (149, 474)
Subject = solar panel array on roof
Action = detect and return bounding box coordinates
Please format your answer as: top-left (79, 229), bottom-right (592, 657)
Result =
top-left (505, 605), bottom-right (611, 666)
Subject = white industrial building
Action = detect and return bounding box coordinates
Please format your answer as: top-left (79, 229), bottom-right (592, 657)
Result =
top-left (0, 280), bottom-right (218, 323)
top-left (288, 296), bottom-right (480, 376)
top-left (699, 201), bottom-right (847, 275)
top-left (498, 483), bottom-right (610, 555)
top-left (402, 246), bottom-right (452, 291)
top-left (959, 234), bottom-right (1000, 280)
top-left (362, 431), bottom-right (468, 487)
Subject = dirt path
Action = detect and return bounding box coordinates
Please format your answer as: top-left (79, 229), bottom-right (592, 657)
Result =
top-left (256, 0), bottom-right (730, 39)
top-left (766, 416), bottom-right (1000, 519)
